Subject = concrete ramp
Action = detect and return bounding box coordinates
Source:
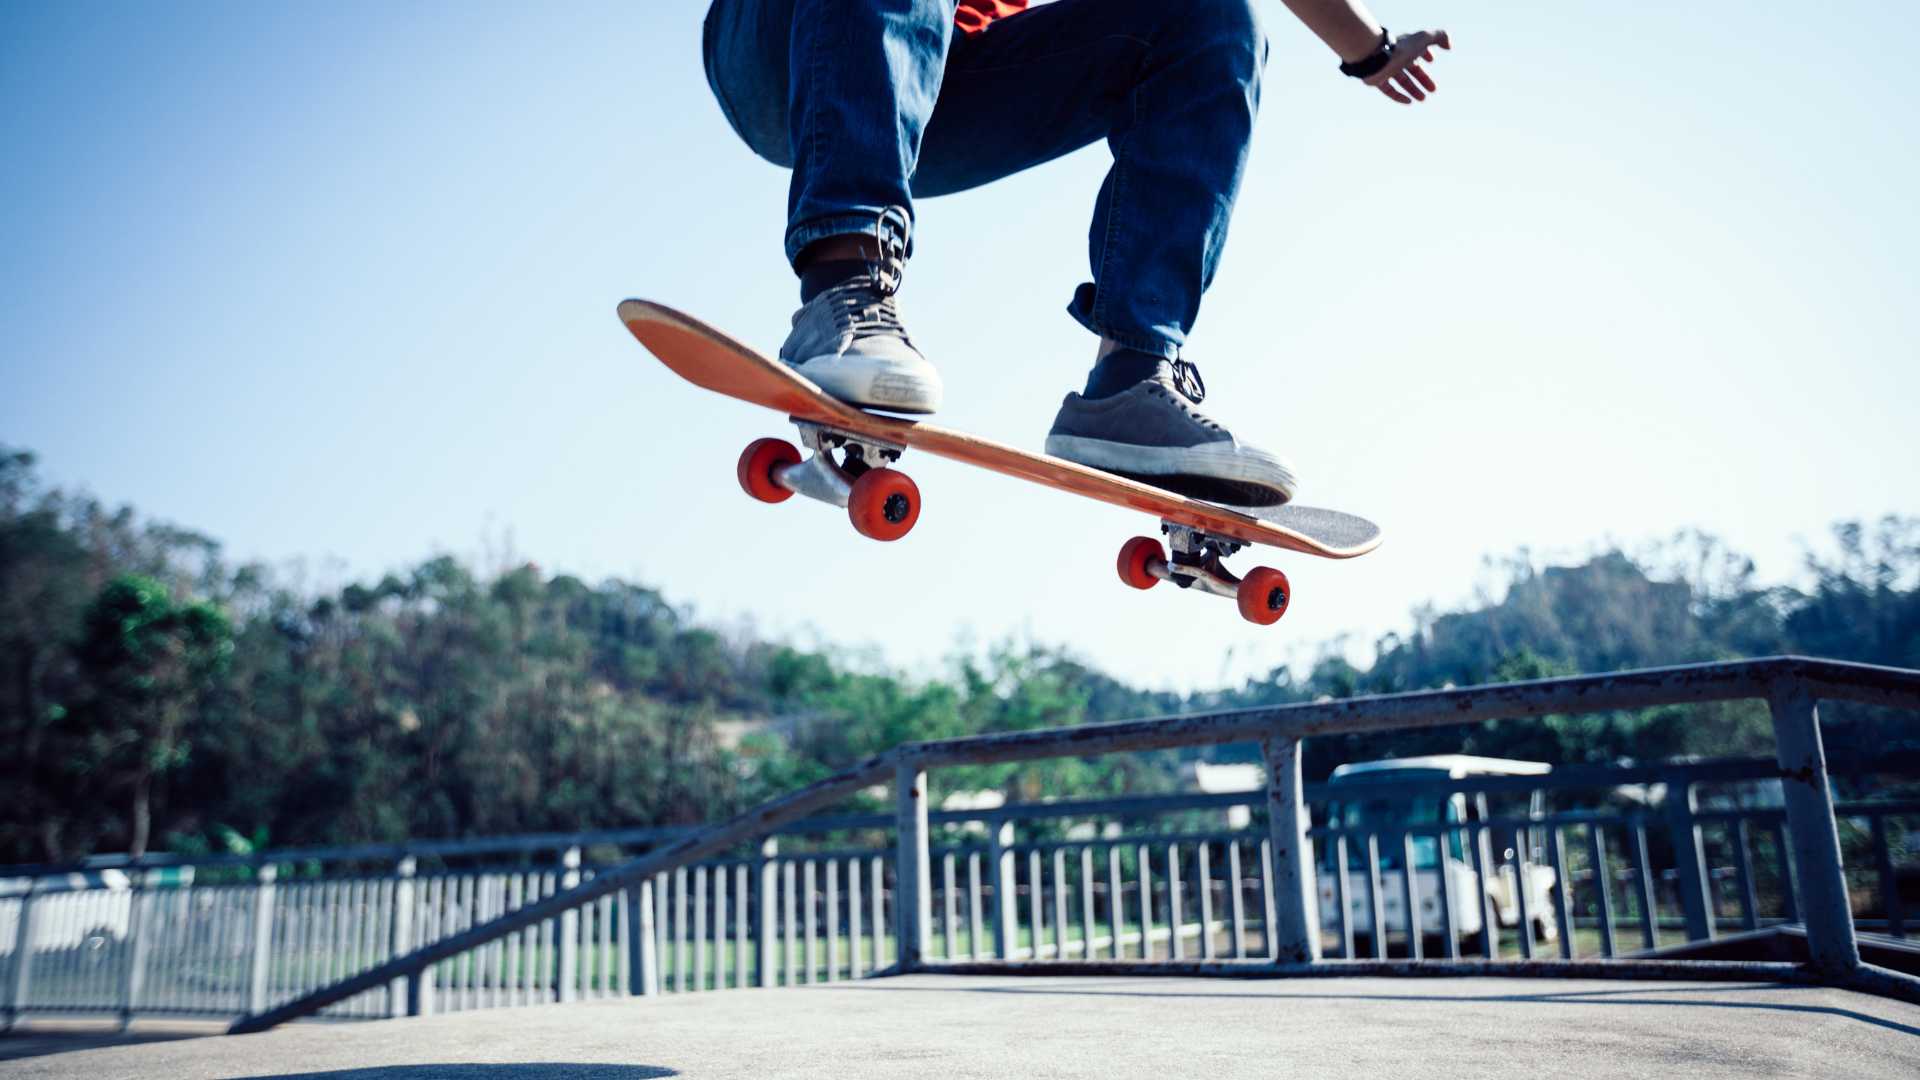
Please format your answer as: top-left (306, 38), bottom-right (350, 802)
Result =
top-left (10, 975), bottom-right (1920, 1079)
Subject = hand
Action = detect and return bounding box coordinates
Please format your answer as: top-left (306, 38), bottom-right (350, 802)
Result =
top-left (1365, 29), bottom-right (1451, 105)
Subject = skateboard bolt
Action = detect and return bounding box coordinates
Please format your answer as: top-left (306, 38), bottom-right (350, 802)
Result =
top-left (883, 493), bottom-right (911, 524)
top-left (1267, 587), bottom-right (1288, 611)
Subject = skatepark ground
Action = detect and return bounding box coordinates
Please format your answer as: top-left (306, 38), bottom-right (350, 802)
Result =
top-left (6, 973), bottom-right (1919, 1079)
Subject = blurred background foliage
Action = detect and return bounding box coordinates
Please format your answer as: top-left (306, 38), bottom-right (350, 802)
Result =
top-left (3, 445), bottom-right (1916, 863)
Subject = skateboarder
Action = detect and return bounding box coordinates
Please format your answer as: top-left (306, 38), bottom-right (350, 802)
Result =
top-left (700, 0), bottom-right (1450, 506)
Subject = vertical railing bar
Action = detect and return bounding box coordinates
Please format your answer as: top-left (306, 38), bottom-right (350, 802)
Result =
top-left (1733, 818), bottom-right (1760, 933)
top-left (1028, 850), bottom-right (1045, 960)
top-left (869, 856), bottom-right (886, 971)
top-left (1364, 833), bottom-right (1386, 961)
top-left (1331, 834), bottom-right (1353, 959)
top-left (942, 853), bottom-right (958, 962)
top-left (541, 871), bottom-right (560, 1005)
top-left (1436, 827), bottom-right (1460, 961)
top-left (735, 864), bottom-right (750, 988)
top-left (1400, 832), bottom-right (1423, 962)
top-left (848, 857), bottom-right (865, 980)
top-left (1630, 825), bottom-right (1659, 952)
top-left (781, 861), bottom-right (796, 987)
top-left (1259, 839), bottom-right (1279, 962)
top-left (1513, 828), bottom-right (1535, 961)
top-left (988, 820), bottom-right (1014, 960)
top-left (756, 840), bottom-right (776, 988)
top-left (1469, 825), bottom-right (1497, 960)
top-left (802, 860), bottom-right (817, 986)
top-left (672, 865), bottom-right (689, 994)
top-left (1138, 844), bottom-right (1156, 963)
top-left (1051, 849), bottom-right (1069, 962)
top-left (967, 852), bottom-right (985, 961)
top-left (1546, 826), bottom-right (1573, 960)
top-left (630, 877), bottom-right (658, 997)
top-left (1227, 840), bottom-right (1248, 960)
top-left (693, 865), bottom-right (709, 992)
top-left (1197, 842), bottom-right (1216, 961)
top-left (524, 871), bottom-right (543, 1004)
top-left (1107, 845), bottom-right (1125, 960)
top-left (1588, 825), bottom-right (1616, 958)
top-left (1168, 842), bottom-right (1186, 961)
top-left (824, 857), bottom-right (838, 983)
top-left (714, 864), bottom-right (730, 991)
top-left (1079, 848), bottom-right (1096, 961)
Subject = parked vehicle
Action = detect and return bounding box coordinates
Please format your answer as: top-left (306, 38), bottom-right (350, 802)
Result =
top-left (1316, 755), bottom-right (1560, 949)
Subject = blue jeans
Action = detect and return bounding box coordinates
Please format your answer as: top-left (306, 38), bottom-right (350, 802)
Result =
top-left (702, 0), bottom-right (1267, 360)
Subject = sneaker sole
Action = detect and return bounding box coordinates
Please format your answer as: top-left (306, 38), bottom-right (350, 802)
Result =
top-left (791, 354), bottom-right (942, 415)
top-left (1044, 434), bottom-right (1298, 507)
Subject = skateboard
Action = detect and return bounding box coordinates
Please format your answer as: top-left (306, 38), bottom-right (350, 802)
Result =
top-left (618, 299), bottom-right (1381, 626)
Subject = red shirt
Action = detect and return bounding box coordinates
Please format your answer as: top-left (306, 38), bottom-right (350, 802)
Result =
top-left (955, 0), bottom-right (1027, 34)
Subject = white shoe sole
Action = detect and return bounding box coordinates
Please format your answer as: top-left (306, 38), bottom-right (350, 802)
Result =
top-left (1045, 433), bottom-right (1299, 505)
top-left (790, 352), bottom-right (943, 415)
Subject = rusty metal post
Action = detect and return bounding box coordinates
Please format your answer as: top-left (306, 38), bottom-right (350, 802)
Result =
top-left (1769, 683), bottom-right (1860, 976)
top-left (894, 764), bottom-right (931, 970)
top-left (1263, 735), bottom-right (1321, 963)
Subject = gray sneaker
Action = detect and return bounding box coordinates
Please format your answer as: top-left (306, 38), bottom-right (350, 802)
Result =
top-left (1044, 360), bottom-right (1299, 506)
top-left (778, 278), bottom-right (943, 414)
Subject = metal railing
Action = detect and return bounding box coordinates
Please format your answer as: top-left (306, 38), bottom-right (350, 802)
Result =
top-left (5, 655), bottom-right (1917, 1032)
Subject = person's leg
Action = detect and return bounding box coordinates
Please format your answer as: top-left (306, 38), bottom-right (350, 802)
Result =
top-left (704, 0), bottom-right (955, 267)
top-left (915, 0), bottom-right (1269, 364)
top-left (703, 0), bottom-right (954, 413)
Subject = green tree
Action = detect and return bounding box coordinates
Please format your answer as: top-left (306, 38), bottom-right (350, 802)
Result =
top-left (73, 574), bottom-right (233, 855)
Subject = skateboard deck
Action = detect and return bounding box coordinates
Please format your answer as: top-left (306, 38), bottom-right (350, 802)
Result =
top-left (618, 299), bottom-right (1379, 623)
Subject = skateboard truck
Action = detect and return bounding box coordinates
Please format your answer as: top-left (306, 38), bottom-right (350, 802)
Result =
top-left (1117, 523), bottom-right (1292, 626)
top-left (735, 422), bottom-right (921, 542)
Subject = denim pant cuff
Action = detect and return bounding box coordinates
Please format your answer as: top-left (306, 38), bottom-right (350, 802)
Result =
top-left (1066, 283), bottom-right (1183, 360)
top-left (785, 212), bottom-right (915, 267)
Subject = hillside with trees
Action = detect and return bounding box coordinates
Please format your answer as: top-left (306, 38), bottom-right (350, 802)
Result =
top-left (2, 445), bottom-right (1915, 864)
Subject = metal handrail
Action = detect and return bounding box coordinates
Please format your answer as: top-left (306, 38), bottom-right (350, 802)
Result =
top-left (223, 655), bottom-right (1920, 1033)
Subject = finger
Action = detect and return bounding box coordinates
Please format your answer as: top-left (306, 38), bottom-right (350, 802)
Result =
top-left (1395, 70), bottom-right (1426, 101)
top-left (1435, 30), bottom-right (1451, 50)
top-left (1378, 82), bottom-right (1411, 105)
top-left (1408, 62), bottom-right (1437, 93)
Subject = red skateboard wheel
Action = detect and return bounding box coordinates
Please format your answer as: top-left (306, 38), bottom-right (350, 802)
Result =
top-left (848, 468), bottom-right (919, 541)
top-left (1236, 566), bottom-right (1290, 625)
top-left (1117, 536), bottom-right (1164, 590)
top-left (737, 438), bottom-right (800, 503)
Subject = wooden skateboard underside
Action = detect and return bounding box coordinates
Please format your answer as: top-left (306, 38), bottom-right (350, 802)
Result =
top-left (617, 299), bottom-right (1380, 560)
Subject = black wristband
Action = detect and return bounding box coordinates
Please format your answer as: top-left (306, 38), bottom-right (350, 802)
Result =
top-left (1338, 30), bottom-right (1394, 79)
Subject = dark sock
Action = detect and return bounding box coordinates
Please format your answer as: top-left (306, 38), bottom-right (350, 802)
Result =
top-left (1082, 348), bottom-right (1167, 399)
top-left (798, 259), bottom-right (873, 304)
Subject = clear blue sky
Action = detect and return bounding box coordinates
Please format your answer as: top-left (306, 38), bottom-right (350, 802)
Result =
top-left (4, 1), bottom-right (1915, 689)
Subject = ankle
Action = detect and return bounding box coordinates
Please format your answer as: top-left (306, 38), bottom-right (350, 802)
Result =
top-left (798, 258), bottom-right (874, 304)
top-left (1082, 347), bottom-right (1166, 399)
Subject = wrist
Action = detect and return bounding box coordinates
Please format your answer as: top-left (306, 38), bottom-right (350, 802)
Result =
top-left (1337, 27), bottom-right (1389, 65)
top-left (1338, 30), bottom-right (1395, 78)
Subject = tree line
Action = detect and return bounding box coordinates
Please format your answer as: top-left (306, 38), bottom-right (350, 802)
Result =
top-left (2, 445), bottom-right (1915, 864)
